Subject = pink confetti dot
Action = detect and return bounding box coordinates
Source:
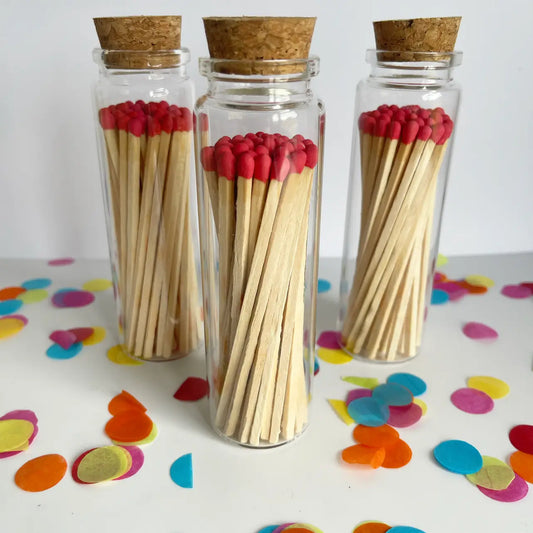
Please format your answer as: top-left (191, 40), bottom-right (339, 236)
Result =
top-left (501, 284), bottom-right (532, 299)
top-left (434, 282), bottom-right (469, 301)
top-left (478, 474), bottom-right (528, 502)
top-left (3, 314), bottom-right (28, 326)
top-left (52, 290), bottom-right (95, 308)
top-left (520, 282), bottom-right (533, 292)
top-left (462, 321), bottom-right (498, 341)
top-left (49, 330), bottom-right (77, 350)
top-left (317, 330), bottom-right (341, 349)
top-left (48, 257), bottom-right (75, 266)
top-left (387, 403), bottom-right (423, 428)
top-left (451, 388), bottom-right (494, 414)
top-left (346, 388), bottom-right (373, 405)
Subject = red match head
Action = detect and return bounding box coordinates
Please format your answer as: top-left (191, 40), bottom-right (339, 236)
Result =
top-left (146, 116), bottom-right (161, 137)
top-left (200, 146), bottom-right (216, 171)
top-left (117, 113), bottom-right (129, 132)
top-left (359, 114), bottom-right (376, 135)
top-left (178, 108), bottom-right (193, 131)
top-left (289, 150), bottom-right (307, 174)
top-left (292, 134), bottom-right (305, 143)
top-left (237, 152), bottom-right (254, 179)
top-left (216, 150), bottom-right (236, 181)
top-left (254, 153), bottom-right (271, 183)
top-left (232, 141), bottom-right (250, 156)
top-left (430, 123), bottom-right (445, 144)
top-left (128, 118), bottom-right (144, 137)
top-left (387, 120), bottom-right (402, 140)
top-left (374, 116), bottom-right (390, 137)
top-left (305, 143), bottom-right (318, 169)
top-left (401, 120), bottom-right (420, 144)
top-left (417, 124), bottom-right (432, 142)
top-left (270, 151), bottom-right (291, 182)
top-left (99, 107), bottom-right (115, 130)
top-left (254, 144), bottom-right (269, 155)
top-left (160, 113), bottom-right (173, 134)
top-left (232, 134), bottom-right (245, 143)
top-left (215, 136), bottom-right (232, 148)
top-left (262, 135), bottom-right (276, 153)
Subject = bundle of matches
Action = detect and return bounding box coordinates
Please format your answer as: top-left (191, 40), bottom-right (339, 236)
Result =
top-left (98, 100), bottom-right (201, 360)
top-left (199, 132), bottom-right (318, 445)
top-left (341, 104), bottom-right (454, 361)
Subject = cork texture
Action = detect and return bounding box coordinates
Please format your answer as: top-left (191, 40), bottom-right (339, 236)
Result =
top-left (373, 17), bottom-right (461, 61)
top-left (203, 17), bottom-right (316, 75)
top-left (94, 16), bottom-right (182, 69)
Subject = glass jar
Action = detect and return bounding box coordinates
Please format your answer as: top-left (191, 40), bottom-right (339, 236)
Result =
top-left (339, 50), bottom-right (462, 362)
top-left (195, 57), bottom-right (324, 446)
top-left (93, 48), bottom-right (202, 361)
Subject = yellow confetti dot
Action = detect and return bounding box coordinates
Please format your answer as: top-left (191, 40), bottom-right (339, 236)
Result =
top-left (82, 279), bottom-right (112, 292)
top-left (77, 446), bottom-right (130, 483)
top-left (467, 376), bottom-right (510, 399)
top-left (112, 423), bottom-right (158, 446)
top-left (413, 398), bottom-right (428, 415)
top-left (465, 274), bottom-right (495, 288)
top-left (0, 420), bottom-right (34, 452)
top-left (466, 456), bottom-right (515, 490)
top-left (284, 524), bottom-right (324, 533)
top-left (107, 344), bottom-right (144, 366)
top-left (342, 376), bottom-right (379, 389)
top-left (0, 317), bottom-right (25, 340)
top-left (82, 327), bottom-right (106, 346)
top-left (327, 399), bottom-right (355, 425)
top-left (317, 347), bottom-right (352, 365)
top-left (436, 253), bottom-right (448, 267)
top-left (17, 289), bottom-right (48, 304)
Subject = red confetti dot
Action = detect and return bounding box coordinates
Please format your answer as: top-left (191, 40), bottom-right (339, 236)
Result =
top-left (174, 377), bottom-right (209, 401)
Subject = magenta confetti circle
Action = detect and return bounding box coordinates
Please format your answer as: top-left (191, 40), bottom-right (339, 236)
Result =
top-left (462, 321), bottom-right (498, 340)
top-left (451, 388), bottom-right (494, 414)
top-left (48, 257), bottom-right (75, 266)
top-left (316, 330), bottom-right (341, 349)
top-left (478, 474), bottom-right (528, 502)
top-left (114, 446), bottom-right (144, 480)
top-left (0, 410), bottom-right (38, 459)
top-left (387, 403), bottom-right (423, 428)
top-left (346, 388), bottom-right (373, 405)
top-left (52, 290), bottom-right (95, 308)
top-left (501, 284), bottom-right (532, 299)
top-left (434, 282), bottom-right (468, 300)
top-left (50, 330), bottom-right (77, 350)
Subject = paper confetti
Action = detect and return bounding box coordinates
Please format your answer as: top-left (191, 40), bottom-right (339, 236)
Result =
top-left (317, 279), bottom-right (331, 293)
top-left (372, 383), bottom-right (413, 407)
top-left (386, 373), bottom-right (427, 397)
top-left (108, 391), bottom-right (147, 415)
top-left (464, 274), bottom-right (495, 288)
top-left (509, 425), bottom-right (533, 454)
top-left (353, 424), bottom-right (399, 449)
top-left (170, 453), bottom-right (193, 488)
top-left (352, 522), bottom-right (392, 533)
top-left (0, 287), bottom-right (26, 300)
top-left (342, 376), bottom-right (379, 389)
top-left (342, 444), bottom-right (386, 468)
top-left (82, 279), bottom-right (112, 292)
top-left (69, 327), bottom-right (95, 343)
top-left (48, 257), bottom-right (74, 266)
top-left (0, 419), bottom-right (34, 452)
top-left (317, 330), bottom-right (341, 349)
top-left (174, 377), bottom-right (209, 401)
top-left (17, 289), bottom-right (48, 303)
top-left (327, 399), bottom-right (354, 425)
top-left (477, 474), bottom-right (528, 502)
top-left (107, 344), bottom-right (144, 365)
top-left (450, 388), bottom-right (494, 414)
top-left (346, 388), bottom-right (373, 404)
top-left (433, 439), bottom-right (483, 475)
top-left (387, 527), bottom-right (425, 533)
top-left (14, 454), bottom-right (67, 492)
top-left (76, 446), bottom-right (130, 483)
top-left (381, 439), bottom-right (412, 469)
top-left (317, 347), bottom-right (352, 364)
top-left (21, 278), bottom-right (52, 290)
top-left (467, 376), bottom-right (510, 399)
top-left (52, 290), bottom-right (95, 308)
top-left (501, 284), bottom-right (532, 299)
top-left (387, 403), bottom-right (423, 428)
top-left (456, 280), bottom-right (488, 294)
top-left (347, 397), bottom-right (390, 428)
top-left (431, 289), bottom-right (449, 305)
top-left (509, 451), bottom-right (533, 483)
top-left (462, 322), bottom-right (498, 341)
top-left (0, 299), bottom-right (23, 316)
top-left (113, 446), bottom-right (144, 480)
top-left (105, 410), bottom-right (153, 443)
top-left (0, 316), bottom-right (26, 340)
top-left (436, 254), bottom-right (448, 267)
top-left (0, 410), bottom-right (38, 459)
top-left (413, 398), bottom-right (427, 415)
top-left (46, 342), bottom-right (83, 360)
top-left (49, 330), bottom-right (77, 350)
top-left (466, 456), bottom-right (515, 490)
top-left (81, 327), bottom-right (106, 345)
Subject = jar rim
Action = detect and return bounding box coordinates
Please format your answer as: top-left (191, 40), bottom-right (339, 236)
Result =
top-left (367, 49), bottom-right (463, 69)
top-left (198, 56), bottom-right (320, 81)
top-left (93, 47), bottom-right (190, 69)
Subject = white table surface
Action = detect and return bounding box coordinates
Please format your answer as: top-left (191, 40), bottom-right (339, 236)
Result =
top-left (0, 253), bottom-right (532, 533)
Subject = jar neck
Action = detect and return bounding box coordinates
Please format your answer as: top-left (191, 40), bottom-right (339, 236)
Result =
top-left (366, 49), bottom-right (462, 89)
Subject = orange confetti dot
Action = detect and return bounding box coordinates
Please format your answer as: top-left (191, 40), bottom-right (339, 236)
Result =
top-left (108, 390), bottom-right (147, 416)
top-left (455, 281), bottom-right (488, 294)
top-left (353, 522), bottom-right (392, 533)
top-left (510, 451), bottom-right (533, 483)
top-left (353, 424), bottom-right (399, 449)
top-left (0, 287), bottom-right (26, 301)
top-left (382, 439), bottom-right (412, 468)
top-left (342, 444), bottom-right (386, 468)
top-left (105, 410), bottom-right (153, 443)
top-left (14, 454), bottom-right (67, 492)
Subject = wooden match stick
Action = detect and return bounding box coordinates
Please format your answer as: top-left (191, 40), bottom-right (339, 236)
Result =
top-left (214, 151), bottom-right (287, 432)
top-left (200, 146), bottom-right (219, 231)
top-left (117, 114), bottom-right (129, 313)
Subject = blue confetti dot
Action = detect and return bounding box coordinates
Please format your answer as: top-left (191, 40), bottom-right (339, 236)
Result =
top-left (46, 342), bottom-right (83, 360)
top-left (431, 289), bottom-right (449, 305)
top-left (372, 383), bottom-right (413, 407)
top-left (433, 439), bottom-right (483, 475)
top-left (0, 299), bottom-right (23, 316)
top-left (388, 527), bottom-right (426, 533)
top-left (347, 397), bottom-right (389, 427)
top-left (55, 288), bottom-right (77, 294)
top-left (387, 372), bottom-right (427, 397)
top-left (21, 278), bottom-right (52, 290)
top-left (314, 357), bottom-right (320, 375)
top-left (257, 527), bottom-right (281, 533)
top-left (317, 279), bottom-right (331, 293)
top-left (170, 453), bottom-right (193, 488)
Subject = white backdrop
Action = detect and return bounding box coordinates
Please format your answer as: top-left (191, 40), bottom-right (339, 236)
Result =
top-left (1, 0), bottom-right (532, 259)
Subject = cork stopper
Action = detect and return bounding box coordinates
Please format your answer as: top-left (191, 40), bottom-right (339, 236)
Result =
top-left (93, 16), bottom-right (182, 69)
top-left (373, 17), bottom-right (461, 61)
top-left (203, 17), bottom-right (316, 75)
